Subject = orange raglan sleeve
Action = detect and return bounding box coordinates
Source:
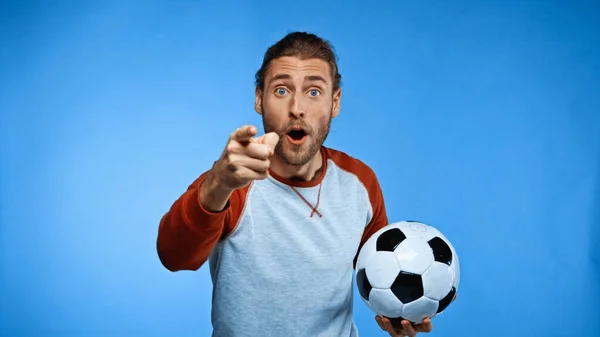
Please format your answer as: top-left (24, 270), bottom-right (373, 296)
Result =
top-left (353, 165), bottom-right (389, 268)
top-left (156, 170), bottom-right (248, 272)
top-left (325, 148), bottom-right (391, 269)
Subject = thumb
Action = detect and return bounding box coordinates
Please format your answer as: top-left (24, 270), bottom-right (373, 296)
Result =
top-left (256, 132), bottom-right (279, 153)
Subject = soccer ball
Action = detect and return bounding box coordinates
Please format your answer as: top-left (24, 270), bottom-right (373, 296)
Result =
top-left (355, 220), bottom-right (460, 325)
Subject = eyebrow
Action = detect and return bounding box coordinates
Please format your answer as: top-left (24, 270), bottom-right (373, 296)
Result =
top-left (306, 75), bottom-right (327, 84)
top-left (270, 74), bottom-right (328, 85)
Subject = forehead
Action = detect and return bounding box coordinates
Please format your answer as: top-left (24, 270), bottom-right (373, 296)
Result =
top-left (265, 56), bottom-right (332, 85)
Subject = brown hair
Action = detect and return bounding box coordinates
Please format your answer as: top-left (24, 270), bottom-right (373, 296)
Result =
top-left (255, 31), bottom-right (342, 92)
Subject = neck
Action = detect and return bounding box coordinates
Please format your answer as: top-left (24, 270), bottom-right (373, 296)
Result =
top-left (269, 149), bottom-right (324, 182)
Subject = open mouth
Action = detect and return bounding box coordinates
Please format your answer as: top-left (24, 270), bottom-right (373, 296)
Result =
top-left (286, 128), bottom-right (308, 143)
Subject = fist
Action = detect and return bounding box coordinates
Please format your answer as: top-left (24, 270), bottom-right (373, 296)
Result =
top-left (214, 125), bottom-right (279, 190)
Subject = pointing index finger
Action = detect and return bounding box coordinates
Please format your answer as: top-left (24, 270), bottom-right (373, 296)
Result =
top-left (231, 125), bottom-right (257, 143)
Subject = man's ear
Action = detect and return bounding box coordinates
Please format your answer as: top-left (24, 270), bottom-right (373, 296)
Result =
top-left (332, 88), bottom-right (342, 118)
top-left (255, 87), bottom-right (263, 115)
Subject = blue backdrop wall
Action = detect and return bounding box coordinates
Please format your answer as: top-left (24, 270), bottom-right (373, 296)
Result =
top-left (1, 1), bottom-right (599, 336)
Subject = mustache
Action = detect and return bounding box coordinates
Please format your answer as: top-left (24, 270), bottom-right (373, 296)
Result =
top-left (283, 120), bottom-right (311, 133)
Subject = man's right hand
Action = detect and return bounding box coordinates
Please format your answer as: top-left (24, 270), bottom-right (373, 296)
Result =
top-left (199, 125), bottom-right (279, 212)
top-left (217, 125), bottom-right (280, 189)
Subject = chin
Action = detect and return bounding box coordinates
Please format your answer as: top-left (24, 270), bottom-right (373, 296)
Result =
top-left (277, 148), bottom-right (312, 167)
top-left (282, 153), bottom-right (309, 166)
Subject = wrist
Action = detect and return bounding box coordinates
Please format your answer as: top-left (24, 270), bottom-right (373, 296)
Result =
top-left (198, 170), bottom-right (234, 213)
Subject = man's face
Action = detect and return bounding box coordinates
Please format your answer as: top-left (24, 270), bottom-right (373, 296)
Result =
top-left (255, 56), bottom-right (341, 167)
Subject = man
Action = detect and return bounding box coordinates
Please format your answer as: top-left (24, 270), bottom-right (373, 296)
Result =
top-left (156, 31), bottom-right (436, 337)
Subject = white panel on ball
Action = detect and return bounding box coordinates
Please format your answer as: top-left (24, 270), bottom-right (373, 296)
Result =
top-left (401, 297), bottom-right (439, 323)
top-left (393, 237), bottom-right (434, 275)
top-left (365, 252), bottom-right (400, 289)
top-left (421, 262), bottom-right (454, 301)
top-left (368, 288), bottom-right (404, 318)
top-left (397, 221), bottom-right (440, 241)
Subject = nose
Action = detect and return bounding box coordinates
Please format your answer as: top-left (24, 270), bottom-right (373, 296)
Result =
top-left (289, 93), bottom-right (305, 118)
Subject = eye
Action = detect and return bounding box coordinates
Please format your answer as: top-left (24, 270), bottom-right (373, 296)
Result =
top-left (275, 87), bottom-right (288, 96)
top-left (308, 89), bottom-right (321, 97)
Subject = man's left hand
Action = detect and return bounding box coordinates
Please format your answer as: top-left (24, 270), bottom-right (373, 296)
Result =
top-left (375, 316), bottom-right (432, 337)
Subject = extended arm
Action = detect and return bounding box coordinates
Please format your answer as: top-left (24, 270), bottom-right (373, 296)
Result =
top-left (156, 170), bottom-right (247, 271)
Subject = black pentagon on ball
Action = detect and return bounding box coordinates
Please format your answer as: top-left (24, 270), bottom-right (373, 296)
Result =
top-left (376, 228), bottom-right (407, 252)
top-left (436, 286), bottom-right (456, 313)
top-left (356, 268), bottom-right (372, 301)
top-left (390, 271), bottom-right (424, 304)
top-left (427, 236), bottom-right (453, 265)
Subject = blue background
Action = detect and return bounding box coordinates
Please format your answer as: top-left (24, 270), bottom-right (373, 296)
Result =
top-left (1, 1), bottom-right (599, 336)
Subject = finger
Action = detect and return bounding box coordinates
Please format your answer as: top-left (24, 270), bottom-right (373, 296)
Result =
top-left (229, 155), bottom-right (270, 173)
top-left (381, 317), bottom-right (401, 337)
top-left (227, 141), bottom-right (272, 160)
top-left (401, 320), bottom-right (417, 337)
top-left (228, 165), bottom-right (269, 181)
top-left (255, 132), bottom-right (280, 153)
top-left (230, 125), bottom-right (258, 143)
top-left (416, 318), bottom-right (432, 333)
top-left (374, 316), bottom-right (386, 331)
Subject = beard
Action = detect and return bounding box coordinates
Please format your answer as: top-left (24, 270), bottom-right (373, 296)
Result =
top-left (261, 104), bottom-right (333, 167)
